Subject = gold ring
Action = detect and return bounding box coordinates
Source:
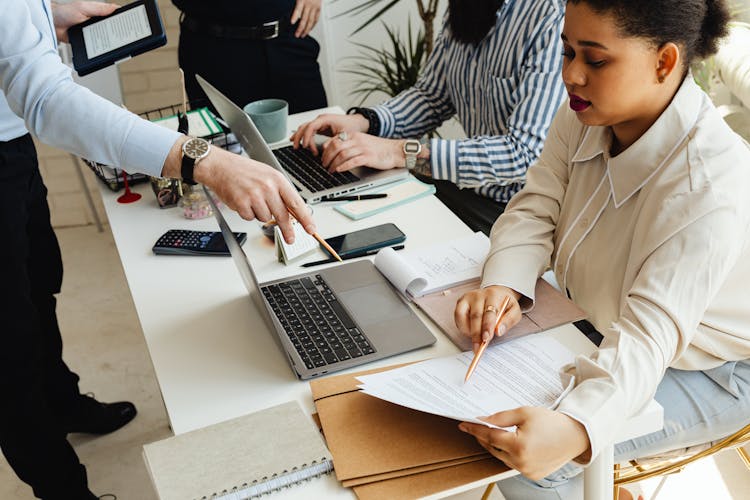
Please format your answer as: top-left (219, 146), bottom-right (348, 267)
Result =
top-left (484, 305), bottom-right (498, 314)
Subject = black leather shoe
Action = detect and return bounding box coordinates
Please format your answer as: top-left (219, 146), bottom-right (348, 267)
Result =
top-left (62, 394), bottom-right (137, 435)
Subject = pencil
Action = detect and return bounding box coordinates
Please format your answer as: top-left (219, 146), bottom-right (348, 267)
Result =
top-left (285, 205), bottom-right (342, 262)
top-left (464, 295), bottom-right (511, 382)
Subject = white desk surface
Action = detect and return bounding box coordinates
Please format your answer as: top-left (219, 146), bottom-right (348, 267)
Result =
top-left (99, 107), bottom-right (662, 499)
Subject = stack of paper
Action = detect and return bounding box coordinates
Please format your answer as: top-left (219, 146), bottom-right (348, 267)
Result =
top-left (356, 334), bottom-right (577, 428)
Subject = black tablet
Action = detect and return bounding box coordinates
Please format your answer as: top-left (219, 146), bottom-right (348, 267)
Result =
top-left (69, 0), bottom-right (166, 76)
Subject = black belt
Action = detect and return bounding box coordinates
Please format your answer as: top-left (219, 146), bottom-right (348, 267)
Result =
top-left (180, 14), bottom-right (285, 40)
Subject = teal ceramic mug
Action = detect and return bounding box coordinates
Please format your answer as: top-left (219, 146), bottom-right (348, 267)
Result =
top-left (243, 98), bottom-right (289, 143)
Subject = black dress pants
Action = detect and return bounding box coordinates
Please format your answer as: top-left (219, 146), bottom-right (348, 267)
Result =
top-left (178, 24), bottom-right (328, 115)
top-left (0, 135), bottom-right (90, 499)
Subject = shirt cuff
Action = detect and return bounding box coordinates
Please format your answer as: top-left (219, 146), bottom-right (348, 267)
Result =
top-left (372, 105), bottom-right (395, 137)
top-left (120, 120), bottom-right (182, 178)
top-left (430, 138), bottom-right (458, 182)
top-left (555, 359), bottom-right (626, 464)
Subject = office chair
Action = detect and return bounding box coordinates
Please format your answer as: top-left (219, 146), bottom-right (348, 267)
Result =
top-left (478, 420), bottom-right (750, 500)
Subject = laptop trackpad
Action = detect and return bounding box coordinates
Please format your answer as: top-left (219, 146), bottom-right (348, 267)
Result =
top-left (337, 283), bottom-right (409, 327)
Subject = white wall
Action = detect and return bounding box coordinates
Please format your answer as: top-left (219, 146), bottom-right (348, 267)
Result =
top-left (315, 0), bottom-right (447, 109)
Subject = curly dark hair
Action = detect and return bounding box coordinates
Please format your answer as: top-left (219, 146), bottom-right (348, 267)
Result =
top-left (568, 0), bottom-right (730, 66)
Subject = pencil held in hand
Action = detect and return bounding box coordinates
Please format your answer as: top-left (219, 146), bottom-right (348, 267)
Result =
top-left (464, 295), bottom-right (511, 382)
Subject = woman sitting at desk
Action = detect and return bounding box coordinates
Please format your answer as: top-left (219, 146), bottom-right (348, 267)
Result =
top-left (454, 0), bottom-right (750, 498)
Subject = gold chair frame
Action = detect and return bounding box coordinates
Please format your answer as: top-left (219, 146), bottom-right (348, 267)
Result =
top-left (479, 421), bottom-right (750, 500)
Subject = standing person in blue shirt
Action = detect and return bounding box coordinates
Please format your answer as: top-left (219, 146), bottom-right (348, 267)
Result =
top-left (292, 0), bottom-right (566, 235)
top-left (173, 0), bottom-right (328, 114)
top-left (0, 1), bottom-right (315, 498)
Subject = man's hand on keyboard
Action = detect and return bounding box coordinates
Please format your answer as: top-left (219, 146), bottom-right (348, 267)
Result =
top-left (290, 113), bottom-right (368, 156)
top-left (320, 133), bottom-right (407, 173)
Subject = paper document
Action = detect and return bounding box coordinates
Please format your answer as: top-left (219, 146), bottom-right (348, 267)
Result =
top-left (374, 231), bottom-right (489, 298)
top-left (357, 334), bottom-right (576, 428)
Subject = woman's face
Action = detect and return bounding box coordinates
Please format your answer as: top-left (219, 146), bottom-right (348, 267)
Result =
top-left (561, 2), bottom-right (673, 149)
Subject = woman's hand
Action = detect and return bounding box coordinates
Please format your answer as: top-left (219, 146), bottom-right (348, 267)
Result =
top-left (51, 1), bottom-right (117, 43)
top-left (455, 285), bottom-right (522, 353)
top-left (291, 0), bottom-right (322, 38)
top-left (459, 407), bottom-right (591, 480)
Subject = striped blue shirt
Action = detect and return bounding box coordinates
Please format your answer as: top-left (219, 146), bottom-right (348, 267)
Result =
top-left (373, 0), bottom-right (566, 203)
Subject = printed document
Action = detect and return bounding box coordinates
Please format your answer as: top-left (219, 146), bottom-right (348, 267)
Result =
top-left (357, 334), bottom-right (576, 428)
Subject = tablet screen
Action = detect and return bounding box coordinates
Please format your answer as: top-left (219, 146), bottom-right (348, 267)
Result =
top-left (82, 4), bottom-right (152, 59)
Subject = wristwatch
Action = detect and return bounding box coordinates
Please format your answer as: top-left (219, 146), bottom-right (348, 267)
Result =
top-left (181, 137), bottom-right (211, 185)
top-left (402, 139), bottom-right (422, 170)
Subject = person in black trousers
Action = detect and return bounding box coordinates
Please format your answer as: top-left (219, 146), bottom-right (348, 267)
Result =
top-left (174, 0), bottom-right (328, 114)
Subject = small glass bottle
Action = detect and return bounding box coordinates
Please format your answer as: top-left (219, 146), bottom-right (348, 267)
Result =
top-left (180, 185), bottom-right (217, 219)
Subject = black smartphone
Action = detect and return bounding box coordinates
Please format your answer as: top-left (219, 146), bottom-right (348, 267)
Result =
top-left (69, 0), bottom-right (167, 76)
top-left (323, 223), bottom-right (406, 257)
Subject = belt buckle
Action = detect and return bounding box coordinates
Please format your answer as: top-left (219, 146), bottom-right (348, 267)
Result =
top-left (262, 21), bottom-right (279, 40)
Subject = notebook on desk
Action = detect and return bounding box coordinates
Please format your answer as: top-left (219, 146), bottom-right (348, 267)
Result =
top-left (204, 188), bottom-right (435, 380)
top-left (197, 74), bottom-right (407, 203)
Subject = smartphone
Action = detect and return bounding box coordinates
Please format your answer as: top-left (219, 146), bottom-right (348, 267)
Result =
top-left (324, 223), bottom-right (406, 257)
top-left (69, 0), bottom-right (167, 76)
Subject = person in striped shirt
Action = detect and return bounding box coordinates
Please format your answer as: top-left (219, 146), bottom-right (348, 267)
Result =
top-left (292, 0), bottom-right (566, 234)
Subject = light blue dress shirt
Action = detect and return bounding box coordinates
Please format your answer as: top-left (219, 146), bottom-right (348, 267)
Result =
top-left (373, 0), bottom-right (567, 203)
top-left (0, 0), bottom-right (180, 177)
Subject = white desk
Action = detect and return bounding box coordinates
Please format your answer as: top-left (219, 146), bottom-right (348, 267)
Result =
top-left (99, 107), bottom-right (662, 499)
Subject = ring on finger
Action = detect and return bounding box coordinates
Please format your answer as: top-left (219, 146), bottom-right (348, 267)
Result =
top-left (338, 132), bottom-right (348, 141)
top-left (484, 305), bottom-right (498, 314)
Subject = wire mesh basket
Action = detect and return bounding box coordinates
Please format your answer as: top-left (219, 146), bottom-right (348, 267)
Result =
top-left (83, 100), bottom-right (239, 192)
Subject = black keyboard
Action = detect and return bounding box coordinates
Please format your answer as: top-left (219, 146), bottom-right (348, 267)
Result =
top-left (261, 275), bottom-right (375, 370)
top-left (273, 146), bottom-right (359, 192)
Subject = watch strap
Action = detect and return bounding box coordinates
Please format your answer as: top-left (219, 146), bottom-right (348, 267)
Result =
top-left (347, 106), bottom-right (381, 136)
top-left (181, 153), bottom-right (198, 186)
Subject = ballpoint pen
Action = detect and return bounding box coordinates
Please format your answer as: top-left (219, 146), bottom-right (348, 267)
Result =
top-left (464, 295), bottom-right (511, 382)
top-left (286, 205), bottom-right (342, 262)
top-left (301, 245), bottom-right (405, 267)
top-left (320, 193), bottom-right (388, 202)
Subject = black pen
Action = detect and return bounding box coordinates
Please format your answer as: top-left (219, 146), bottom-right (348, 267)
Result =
top-left (301, 245), bottom-right (405, 268)
top-left (320, 193), bottom-right (388, 202)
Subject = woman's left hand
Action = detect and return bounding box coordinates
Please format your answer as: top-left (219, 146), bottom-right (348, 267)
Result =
top-left (291, 0), bottom-right (322, 38)
top-left (459, 407), bottom-right (591, 480)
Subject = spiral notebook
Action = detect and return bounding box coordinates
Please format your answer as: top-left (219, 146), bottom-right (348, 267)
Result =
top-left (142, 401), bottom-right (333, 500)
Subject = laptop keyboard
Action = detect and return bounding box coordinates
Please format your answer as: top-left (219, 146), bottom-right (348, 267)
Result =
top-left (261, 275), bottom-right (375, 370)
top-left (273, 146), bottom-right (359, 192)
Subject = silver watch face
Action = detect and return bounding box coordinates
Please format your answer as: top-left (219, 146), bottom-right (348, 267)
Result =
top-left (403, 140), bottom-right (421, 154)
top-left (183, 138), bottom-right (210, 160)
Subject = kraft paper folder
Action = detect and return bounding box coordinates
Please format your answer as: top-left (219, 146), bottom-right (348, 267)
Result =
top-left (310, 365), bottom-right (512, 499)
top-left (414, 277), bottom-right (587, 351)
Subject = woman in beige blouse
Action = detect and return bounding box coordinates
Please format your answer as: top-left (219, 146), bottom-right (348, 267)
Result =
top-left (455, 0), bottom-right (750, 498)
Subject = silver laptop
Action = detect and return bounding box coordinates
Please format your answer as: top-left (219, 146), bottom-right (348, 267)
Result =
top-left (204, 190), bottom-right (435, 380)
top-left (196, 74), bottom-right (407, 204)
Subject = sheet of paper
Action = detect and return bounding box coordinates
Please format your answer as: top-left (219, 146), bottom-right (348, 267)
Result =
top-left (373, 231), bottom-right (489, 298)
top-left (356, 334), bottom-right (576, 428)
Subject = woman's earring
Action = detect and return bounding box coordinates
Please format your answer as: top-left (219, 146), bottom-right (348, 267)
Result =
top-left (657, 73), bottom-right (666, 83)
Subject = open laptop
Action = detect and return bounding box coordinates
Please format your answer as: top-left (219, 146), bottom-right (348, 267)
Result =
top-left (204, 188), bottom-right (435, 379)
top-left (196, 74), bottom-right (407, 204)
